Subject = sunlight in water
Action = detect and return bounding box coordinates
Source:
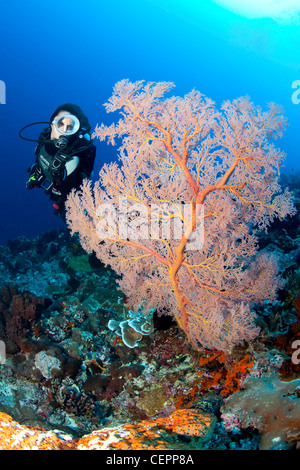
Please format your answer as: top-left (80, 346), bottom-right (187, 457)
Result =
top-left (211, 0), bottom-right (300, 23)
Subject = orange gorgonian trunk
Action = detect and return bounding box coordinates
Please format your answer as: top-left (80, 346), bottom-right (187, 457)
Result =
top-left (66, 80), bottom-right (296, 351)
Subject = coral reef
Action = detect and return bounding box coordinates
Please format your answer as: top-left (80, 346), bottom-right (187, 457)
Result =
top-left (0, 175), bottom-right (298, 450)
top-left (0, 284), bottom-right (50, 353)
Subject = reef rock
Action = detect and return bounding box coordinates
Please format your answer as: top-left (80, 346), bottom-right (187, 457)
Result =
top-left (221, 373), bottom-right (300, 449)
top-left (0, 408), bottom-right (216, 450)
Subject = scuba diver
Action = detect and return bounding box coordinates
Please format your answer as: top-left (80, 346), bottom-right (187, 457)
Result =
top-left (21, 103), bottom-right (96, 217)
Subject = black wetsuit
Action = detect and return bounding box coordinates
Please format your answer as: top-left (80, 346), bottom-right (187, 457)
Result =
top-left (27, 127), bottom-right (96, 215)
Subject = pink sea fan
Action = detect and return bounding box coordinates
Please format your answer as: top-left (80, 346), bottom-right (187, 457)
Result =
top-left (66, 80), bottom-right (296, 352)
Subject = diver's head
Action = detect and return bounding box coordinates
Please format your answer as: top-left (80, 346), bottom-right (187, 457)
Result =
top-left (50, 111), bottom-right (80, 141)
top-left (50, 103), bottom-right (92, 148)
top-left (18, 103), bottom-right (92, 147)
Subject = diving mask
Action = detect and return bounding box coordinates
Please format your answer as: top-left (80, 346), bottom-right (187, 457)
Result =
top-left (52, 114), bottom-right (80, 136)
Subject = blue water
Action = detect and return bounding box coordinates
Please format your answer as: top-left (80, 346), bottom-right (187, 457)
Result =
top-left (0, 0), bottom-right (299, 245)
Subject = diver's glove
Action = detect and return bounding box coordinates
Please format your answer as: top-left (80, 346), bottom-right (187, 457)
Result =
top-left (26, 164), bottom-right (43, 189)
top-left (26, 174), bottom-right (39, 189)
